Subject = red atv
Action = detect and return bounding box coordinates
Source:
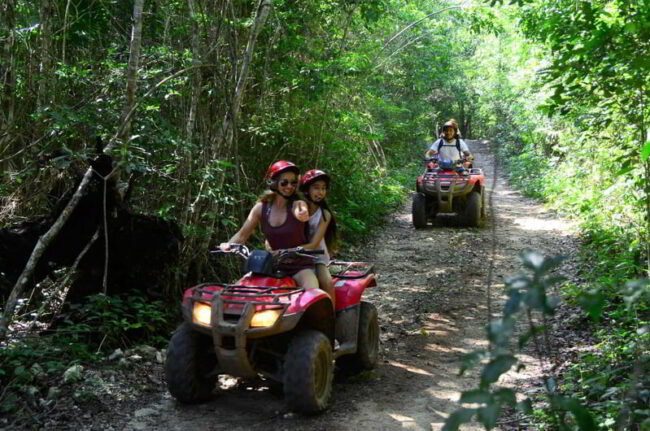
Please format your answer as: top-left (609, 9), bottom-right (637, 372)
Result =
top-left (165, 245), bottom-right (379, 414)
top-left (413, 156), bottom-right (486, 228)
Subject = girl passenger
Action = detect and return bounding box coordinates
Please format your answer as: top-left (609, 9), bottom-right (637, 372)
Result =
top-left (299, 169), bottom-right (338, 305)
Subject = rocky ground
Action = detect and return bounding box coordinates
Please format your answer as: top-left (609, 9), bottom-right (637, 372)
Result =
top-left (2, 140), bottom-right (593, 431)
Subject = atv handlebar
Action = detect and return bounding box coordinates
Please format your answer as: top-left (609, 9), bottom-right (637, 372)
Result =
top-left (212, 244), bottom-right (324, 264)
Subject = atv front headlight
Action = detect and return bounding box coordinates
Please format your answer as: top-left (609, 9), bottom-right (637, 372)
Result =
top-left (192, 302), bottom-right (212, 327)
top-left (250, 309), bottom-right (282, 328)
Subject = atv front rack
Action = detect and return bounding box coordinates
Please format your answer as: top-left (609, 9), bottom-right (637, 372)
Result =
top-left (328, 261), bottom-right (375, 279)
top-left (189, 283), bottom-right (304, 308)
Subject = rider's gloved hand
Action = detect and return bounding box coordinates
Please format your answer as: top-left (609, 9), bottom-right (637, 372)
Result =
top-left (219, 242), bottom-right (233, 251)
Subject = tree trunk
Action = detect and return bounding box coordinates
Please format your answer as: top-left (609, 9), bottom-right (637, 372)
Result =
top-left (220, 0), bottom-right (271, 149)
top-left (0, 0), bottom-right (16, 176)
top-left (120, 0), bottom-right (145, 143)
top-left (0, 0), bottom-right (147, 340)
top-left (37, 0), bottom-right (54, 109)
top-left (644, 125), bottom-right (650, 276)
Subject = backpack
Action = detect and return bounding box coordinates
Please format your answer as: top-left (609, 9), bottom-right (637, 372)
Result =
top-left (436, 138), bottom-right (462, 157)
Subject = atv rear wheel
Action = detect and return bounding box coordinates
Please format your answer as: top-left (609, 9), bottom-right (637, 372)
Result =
top-left (338, 302), bottom-right (379, 373)
top-left (412, 193), bottom-right (428, 229)
top-left (466, 191), bottom-right (482, 227)
top-left (166, 322), bottom-right (218, 404)
top-left (284, 330), bottom-right (333, 414)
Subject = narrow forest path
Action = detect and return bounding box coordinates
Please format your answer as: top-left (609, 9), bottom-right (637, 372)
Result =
top-left (79, 140), bottom-right (580, 431)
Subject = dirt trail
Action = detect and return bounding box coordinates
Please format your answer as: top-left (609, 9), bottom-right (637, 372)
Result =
top-left (86, 140), bottom-right (579, 431)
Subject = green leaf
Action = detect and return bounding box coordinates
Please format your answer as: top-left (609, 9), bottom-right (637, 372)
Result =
top-left (481, 355), bottom-right (517, 387)
top-left (553, 396), bottom-right (597, 430)
top-left (459, 350), bottom-right (488, 376)
top-left (493, 388), bottom-right (517, 405)
top-left (460, 389), bottom-right (492, 404)
top-left (579, 289), bottom-right (605, 321)
top-left (442, 408), bottom-right (477, 431)
top-left (477, 403), bottom-right (500, 429)
top-left (487, 317), bottom-right (515, 347)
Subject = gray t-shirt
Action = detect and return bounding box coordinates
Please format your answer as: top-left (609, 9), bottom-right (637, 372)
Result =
top-left (429, 138), bottom-right (469, 161)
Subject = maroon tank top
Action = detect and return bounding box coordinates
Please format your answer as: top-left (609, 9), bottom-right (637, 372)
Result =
top-left (261, 201), bottom-right (307, 250)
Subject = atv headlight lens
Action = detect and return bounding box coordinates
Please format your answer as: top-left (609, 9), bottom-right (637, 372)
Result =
top-left (250, 309), bottom-right (282, 328)
top-left (192, 302), bottom-right (212, 327)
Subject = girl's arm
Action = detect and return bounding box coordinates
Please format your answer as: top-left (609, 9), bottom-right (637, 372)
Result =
top-left (302, 209), bottom-right (331, 250)
top-left (220, 202), bottom-right (263, 249)
top-left (292, 199), bottom-right (310, 222)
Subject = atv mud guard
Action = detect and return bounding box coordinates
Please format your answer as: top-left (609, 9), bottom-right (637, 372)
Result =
top-left (334, 304), bottom-right (359, 359)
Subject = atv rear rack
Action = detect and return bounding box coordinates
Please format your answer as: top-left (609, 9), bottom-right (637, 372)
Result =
top-left (328, 261), bottom-right (375, 279)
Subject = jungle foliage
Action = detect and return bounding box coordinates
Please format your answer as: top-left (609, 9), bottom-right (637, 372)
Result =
top-left (474, 0), bottom-right (650, 429)
top-left (2, 0), bottom-right (650, 428)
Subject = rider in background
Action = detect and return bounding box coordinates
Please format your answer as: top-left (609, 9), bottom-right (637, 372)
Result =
top-left (425, 119), bottom-right (472, 162)
top-left (299, 169), bottom-right (338, 305)
top-left (219, 161), bottom-right (319, 290)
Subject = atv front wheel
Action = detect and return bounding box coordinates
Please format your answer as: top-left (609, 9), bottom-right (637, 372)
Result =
top-left (338, 301), bottom-right (379, 373)
top-left (284, 330), bottom-right (334, 414)
top-left (166, 322), bottom-right (218, 404)
top-left (466, 191), bottom-right (482, 228)
top-left (412, 193), bottom-right (428, 229)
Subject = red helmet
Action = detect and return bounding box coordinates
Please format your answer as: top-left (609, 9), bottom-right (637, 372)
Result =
top-left (265, 160), bottom-right (299, 181)
top-left (300, 169), bottom-right (330, 191)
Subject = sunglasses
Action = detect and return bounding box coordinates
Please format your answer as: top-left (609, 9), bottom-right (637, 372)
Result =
top-left (279, 179), bottom-right (298, 187)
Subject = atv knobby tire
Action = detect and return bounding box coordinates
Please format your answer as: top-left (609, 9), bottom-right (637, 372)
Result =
top-left (466, 191), bottom-right (482, 228)
top-left (480, 189), bottom-right (487, 219)
top-left (284, 330), bottom-right (334, 414)
top-left (166, 322), bottom-right (218, 404)
top-left (338, 301), bottom-right (379, 373)
top-left (412, 193), bottom-right (428, 229)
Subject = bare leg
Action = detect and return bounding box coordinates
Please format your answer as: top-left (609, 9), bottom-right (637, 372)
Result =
top-left (315, 264), bottom-right (335, 307)
top-left (292, 268), bottom-right (319, 290)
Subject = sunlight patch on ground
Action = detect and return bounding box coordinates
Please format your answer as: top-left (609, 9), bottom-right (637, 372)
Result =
top-left (402, 286), bottom-right (430, 293)
top-left (387, 413), bottom-right (424, 429)
top-left (425, 386), bottom-right (465, 402)
top-left (424, 344), bottom-right (469, 354)
top-left (513, 216), bottom-right (574, 232)
top-left (387, 360), bottom-right (433, 376)
top-left (425, 313), bottom-right (453, 323)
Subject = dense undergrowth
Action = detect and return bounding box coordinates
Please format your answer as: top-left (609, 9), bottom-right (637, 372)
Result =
top-left (499, 137), bottom-right (650, 429)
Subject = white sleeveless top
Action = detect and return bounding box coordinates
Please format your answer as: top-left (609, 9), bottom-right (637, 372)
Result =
top-left (307, 208), bottom-right (330, 265)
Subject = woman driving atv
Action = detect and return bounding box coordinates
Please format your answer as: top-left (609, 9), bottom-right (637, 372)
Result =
top-left (219, 160), bottom-right (319, 291)
top-left (425, 119), bottom-right (472, 161)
